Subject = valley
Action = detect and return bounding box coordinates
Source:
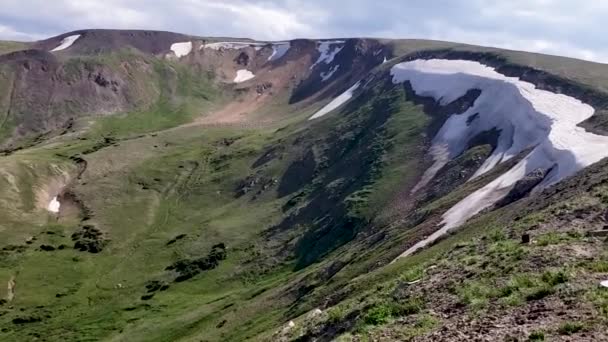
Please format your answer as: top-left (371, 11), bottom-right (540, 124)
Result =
top-left (0, 29), bottom-right (606, 341)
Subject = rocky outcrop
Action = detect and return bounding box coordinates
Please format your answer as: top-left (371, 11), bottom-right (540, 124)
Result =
top-left (495, 168), bottom-right (550, 207)
top-left (0, 49), bottom-right (155, 146)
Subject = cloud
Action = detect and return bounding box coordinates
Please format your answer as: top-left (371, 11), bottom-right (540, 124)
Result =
top-left (0, 0), bottom-right (606, 63)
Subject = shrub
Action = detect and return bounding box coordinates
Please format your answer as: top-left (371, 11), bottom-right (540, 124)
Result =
top-left (588, 260), bottom-right (608, 273)
top-left (327, 306), bottom-right (347, 324)
top-left (528, 330), bottom-right (545, 341)
top-left (364, 304), bottom-right (392, 325)
top-left (541, 270), bottom-right (568, 286)
top-left (526, 286), bottom-right (554, 301)
top-left (557, 322), bottom-right (584, 335)
top-left (391, 298), bottom-right (424, 316)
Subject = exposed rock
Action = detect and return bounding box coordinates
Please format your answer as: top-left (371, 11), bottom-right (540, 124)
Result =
top-left (496, 168), bottom-right (549, 207)
top-left (235, 174), bottom-right (277, 198)
top-left (234, 52), bottom-right (249, 66)
top-left (588, 230), bottom-right (608, 237)
top-left (256, 82), bottom-right (273, 95)
top-left (39, 245), bottom-right (56, 251)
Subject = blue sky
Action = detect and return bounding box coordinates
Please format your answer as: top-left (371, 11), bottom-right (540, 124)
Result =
top-left (1, 0), bottom-right (606, 63)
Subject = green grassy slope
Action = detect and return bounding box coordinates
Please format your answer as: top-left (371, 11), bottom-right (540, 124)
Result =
top-left (0, 37), bottom-right (608, 342)
top-left (0, 41), bottom-right (28, 55)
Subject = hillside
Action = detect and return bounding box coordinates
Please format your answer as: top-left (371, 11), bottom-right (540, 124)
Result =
top-left (0, 29), bottom-right (607, 341)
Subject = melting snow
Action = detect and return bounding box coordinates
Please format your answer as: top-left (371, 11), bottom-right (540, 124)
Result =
top-left (310, 40), bottom-right (345, 70)
top-left (203, 41), bottom-right (265, 51)
top-left (391, 59), bottom-right (608, 258)
top-left (47, 196), bottom-right (60, 213)
top-left (50, 35), bottom-right (80, 52)
top-left (234, 69), bottom-right (255, 83)
top-left (170, 42), bottom-right (192, 58)
top-left (309, 81), bottom-right (360, 120)
top-left (268, 42), bottom-right (291, 61)
top-left (320, 65), bottom-right (340, 82)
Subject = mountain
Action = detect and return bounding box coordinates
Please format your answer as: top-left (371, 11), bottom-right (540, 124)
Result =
top-left (0, 29), bottom-right (607, 341)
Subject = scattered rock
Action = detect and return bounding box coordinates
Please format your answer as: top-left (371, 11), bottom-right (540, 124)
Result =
top-left (140, 294), bottom-right (154, 301)
top-left (521, 234), bottom-right (530, 244)
top-left (235, 174), bottom-right (277, 198)
top-left (587, 230), bottom-right (608, 238)
top-left (308, 308), bottom-right (323, 318)
top-left (256, 82), bottom-right (272, 95)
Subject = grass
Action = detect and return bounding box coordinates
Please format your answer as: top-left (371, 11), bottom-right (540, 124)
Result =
top-left (0, 122), bottom-right (296, 341)
top-left (88, 60), bottom-right (222, 139)
top-left (3, 39), bottom-right (608, 341)
top-left (0, 41), bottom-right (28, 55)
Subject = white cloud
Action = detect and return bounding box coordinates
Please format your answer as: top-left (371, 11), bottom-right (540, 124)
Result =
top-left (0, 24), bottom-right (43, 41)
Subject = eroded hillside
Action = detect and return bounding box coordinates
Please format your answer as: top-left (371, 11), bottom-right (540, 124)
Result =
top-left (0, 29), bottom-right (607, 341)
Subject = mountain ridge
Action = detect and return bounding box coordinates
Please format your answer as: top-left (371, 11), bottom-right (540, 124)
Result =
top-left (0, 29), bottom-right (607, 341)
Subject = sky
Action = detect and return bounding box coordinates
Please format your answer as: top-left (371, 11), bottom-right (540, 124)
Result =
top-left (0, 0), bottom-right (606, 63)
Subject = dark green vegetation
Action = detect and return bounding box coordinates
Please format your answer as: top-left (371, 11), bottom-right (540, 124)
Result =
top-left (0, 31), bottom-right (607, 341)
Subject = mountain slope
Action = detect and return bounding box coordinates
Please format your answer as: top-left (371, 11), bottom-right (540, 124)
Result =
top-left (0, 29), bottom-right (607, 341)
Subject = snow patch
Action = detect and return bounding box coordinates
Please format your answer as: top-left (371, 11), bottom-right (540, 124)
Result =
top-left (601, 280), bottom-right (608, 288)
top-left (268, 42), bottom-right (291, 61)
top-left (50, 35), bottom-right (80, 52)
top-left (320, 65), bottom-right (340, 82)
top-left (310, 40), bottom-right (345, 69)
top-left (203, 41), bottom-right (265, 51)
top-left (309, 81), bottom-right (360, 120)
top-left (170, 41), bottom-right (192, 58)
top-left (234, 69), bottom-right (255, 83)
top-left (391, 59), bottom-right (608, 258)
top-left (47, 196), bottom-right (60, 213)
